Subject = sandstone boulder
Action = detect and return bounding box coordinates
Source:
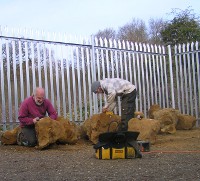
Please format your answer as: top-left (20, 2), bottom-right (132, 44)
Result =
top-left (152, 108), bottom-right (180, 134)
top-left (134, 111), bottom-right (145, 119)
top-left (35, 117), bottom-right (79, 149)
top-left (128, 118), bottom-right (160, 144)
top-left (82, 113), bottom-right (121, 144)
top-left (148, 104), bottom-right (161, 119)
top-left (0, 126), bottom-right (21, 145)
top-left (176, 114), bottom-right (196, 130)
top-left (0, 116), bottom-right (79, 149)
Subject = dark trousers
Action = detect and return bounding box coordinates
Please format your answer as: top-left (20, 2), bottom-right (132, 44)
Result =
top-left (120, 89), bottom-right (137, 131)
top-left (17, 125), bottom-right (37, 147)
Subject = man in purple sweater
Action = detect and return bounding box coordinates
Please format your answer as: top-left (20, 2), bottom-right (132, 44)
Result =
top-left (17, 87), bottom-right (58, 147)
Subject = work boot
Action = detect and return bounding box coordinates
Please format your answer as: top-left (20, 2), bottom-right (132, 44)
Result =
top-left (17, 131), bottom-right (28, 146)
top-left (136, 152), bottom-right (142, 158)
top-left (120, 122), bottom-right (128, 131)
top-left (0, 131), bottom-right (3, 138)
top-left (0, 131), bottom-right (3, 145)
top-left (17, 131), bottom-right (23, 146)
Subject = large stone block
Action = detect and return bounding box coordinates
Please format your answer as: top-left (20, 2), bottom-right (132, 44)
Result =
top-left (35, 117), bottom-right (79, 149)
top-left (148, 104), bottom-right (161, 119)
top-left (128, 118), bottom-right (160, 144)
top-left (152, 108), bottom-right (180, 134)
top-left (176, 114), bottom-right (196, 130)
top-left (0, 126), bottom-right (21, 145)
top-left (82, 113), bottom-right (121, 144)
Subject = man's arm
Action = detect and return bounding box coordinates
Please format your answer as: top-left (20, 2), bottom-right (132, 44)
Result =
top-left (46, 100), bottom-right (58, 120)
top-left (103, 89), bottom-right (117, 111)
top-left (18, 102), bottom-right (35, 126)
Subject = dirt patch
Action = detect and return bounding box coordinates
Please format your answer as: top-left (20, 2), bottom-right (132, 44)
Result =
top-left (0, 127), bottom-right (200, 181)
top-left (152, 127), bottom-right (200, 151)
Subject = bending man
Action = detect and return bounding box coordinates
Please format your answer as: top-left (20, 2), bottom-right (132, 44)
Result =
top-left (91, 78), bottom-right (137, 131)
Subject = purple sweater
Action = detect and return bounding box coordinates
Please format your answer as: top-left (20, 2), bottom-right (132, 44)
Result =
top-left (18, 96), bottom-right (58, 127)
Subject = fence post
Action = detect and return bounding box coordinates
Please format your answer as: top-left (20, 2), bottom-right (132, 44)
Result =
top-left (91, 35), bottom-right (98, 114)
top-left (168, 45), bottom-right (175, 108)
top-left (91, 35), bottom-right (96, 81)
top-left (0, 37), bottom-right (6, 131)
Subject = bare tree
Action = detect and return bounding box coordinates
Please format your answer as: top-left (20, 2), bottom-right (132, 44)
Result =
top-left (94, 28), bottom-right (116, 40)
top-left (148, 18), bottom-right (166, 45)
top-left (117, 18), bottom-right (148, 43)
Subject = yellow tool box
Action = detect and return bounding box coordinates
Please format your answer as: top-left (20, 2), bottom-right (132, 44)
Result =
top-left (95, 146), bottom-right (136, 159)
top-left (94, 131), bottom-right (142, 159)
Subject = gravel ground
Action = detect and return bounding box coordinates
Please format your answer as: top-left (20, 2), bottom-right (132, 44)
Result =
top-left (0, 128), bottom-right (200, 181)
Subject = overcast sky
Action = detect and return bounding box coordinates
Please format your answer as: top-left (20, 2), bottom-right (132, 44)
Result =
top-left (0, 0), bottom-right (199, 37)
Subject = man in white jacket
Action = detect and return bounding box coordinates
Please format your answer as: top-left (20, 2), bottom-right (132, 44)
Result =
top-left (91, 78), bottom-right (137, 131)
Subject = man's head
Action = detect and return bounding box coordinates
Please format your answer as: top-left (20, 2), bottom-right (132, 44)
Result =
top-left (33, 87), bottom-right (45, 105)
top-left (91, 81), bottom-right (103, 94)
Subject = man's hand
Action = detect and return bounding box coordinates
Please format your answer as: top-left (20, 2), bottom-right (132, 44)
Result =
top-left (33, 117), bottom-right (40, 124)
top-left (102, 107), bottom-right (108, 113)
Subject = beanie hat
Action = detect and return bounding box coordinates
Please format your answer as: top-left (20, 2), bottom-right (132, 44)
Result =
top-left (91, 81), bottom-right (100, 93)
